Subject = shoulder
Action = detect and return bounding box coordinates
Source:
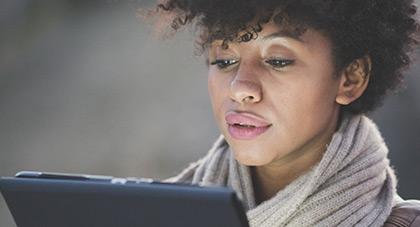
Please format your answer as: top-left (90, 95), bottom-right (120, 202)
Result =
top-left (383, 200), bottom-right (420, 227)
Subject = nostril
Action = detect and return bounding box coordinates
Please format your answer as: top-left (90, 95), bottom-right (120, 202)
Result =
top-left (244, 96), bottom-right (256, 102)
top-left (229, 79), bottom-right (262, 103)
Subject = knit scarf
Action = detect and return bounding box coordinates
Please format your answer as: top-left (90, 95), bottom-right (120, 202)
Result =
top-left (168, 115), bottom-right (397, 226)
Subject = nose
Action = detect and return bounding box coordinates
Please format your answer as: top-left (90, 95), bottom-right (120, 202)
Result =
top-left (229, 63), bottom-right (262, 104)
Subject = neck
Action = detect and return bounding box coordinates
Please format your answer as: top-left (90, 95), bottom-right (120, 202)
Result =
top-left (251, 147), bottom-right (325, 204)
top-left (251, 114), bottom-right (340, 205)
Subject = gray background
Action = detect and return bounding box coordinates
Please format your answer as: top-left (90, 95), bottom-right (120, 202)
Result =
top-left (1, 1), bottom-right (419, 226)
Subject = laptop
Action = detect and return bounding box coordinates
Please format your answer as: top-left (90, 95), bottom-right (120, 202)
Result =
top-left (0, 171), bottom-right (249, 227)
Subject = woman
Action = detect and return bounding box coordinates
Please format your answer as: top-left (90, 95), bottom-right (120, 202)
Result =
top-left (152, 0), bottom-right (420, 226)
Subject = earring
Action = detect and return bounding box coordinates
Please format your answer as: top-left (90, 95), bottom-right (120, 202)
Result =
top-left (351, 61), bottom-right (367, 79)
top-left (358, 70), bottom-right (366, 78)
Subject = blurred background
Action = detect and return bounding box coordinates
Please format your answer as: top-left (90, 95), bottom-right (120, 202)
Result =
top-left (1, 0), bottom-right (419, 226)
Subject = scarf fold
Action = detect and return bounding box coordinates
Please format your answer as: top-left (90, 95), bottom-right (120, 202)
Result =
top-left (168, 115), bottom-right (396, 226)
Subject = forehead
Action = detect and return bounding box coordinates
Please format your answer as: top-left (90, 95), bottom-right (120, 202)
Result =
top-left (210, 21), bottom-right (331, 53)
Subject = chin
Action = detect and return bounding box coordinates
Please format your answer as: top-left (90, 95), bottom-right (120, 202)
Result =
top-left (230, 147), bottom-right (273, 167)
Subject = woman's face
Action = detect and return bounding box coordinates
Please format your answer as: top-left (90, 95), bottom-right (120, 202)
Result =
top-left (208, 21), bottom-right (342, 167)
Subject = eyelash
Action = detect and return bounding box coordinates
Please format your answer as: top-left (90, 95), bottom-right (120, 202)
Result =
top-left (210, 59), bottom-right (295, 70)
top-left (265, 59), bottom-right (295, 69)
top-left (210, 59), bottom-right (238, 69)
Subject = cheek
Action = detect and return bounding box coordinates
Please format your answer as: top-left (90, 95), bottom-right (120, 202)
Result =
top-left (208, 69), bottom-right (232, 102)
top-left (207, 72), bottom-right (219, 104)
top-left (207, 72), bottom-right (227, 116)
top-left (294, 82), bottom-right (340, 128)
top-left (270, 74), bottom-right (339, 124)
top-left (297, 64), bottom-right (339, 102)
top-left (208, 72), bottom-right (231, 134)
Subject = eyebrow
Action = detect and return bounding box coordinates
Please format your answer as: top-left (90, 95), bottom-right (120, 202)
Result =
top-left (261, 30), bottom-right (304, 43)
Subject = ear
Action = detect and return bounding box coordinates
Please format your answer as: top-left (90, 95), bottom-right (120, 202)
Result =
top-left (335, 56), bottom-right (371, 105)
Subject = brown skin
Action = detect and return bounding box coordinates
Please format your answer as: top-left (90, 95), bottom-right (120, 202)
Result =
top-left (208, 20), bottom-right (370, 204)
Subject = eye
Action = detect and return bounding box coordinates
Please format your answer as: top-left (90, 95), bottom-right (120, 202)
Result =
top-left (210, 59), bottom-right (239, 69)
top-left (265, 59), bottom-right (295, 69)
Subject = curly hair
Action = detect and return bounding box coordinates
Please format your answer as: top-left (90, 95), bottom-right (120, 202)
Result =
top-left (154, 0), bottom-right (420, 114)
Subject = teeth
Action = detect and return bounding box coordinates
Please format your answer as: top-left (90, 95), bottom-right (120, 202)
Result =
top-left (234, 123), bottom-right (255, 128)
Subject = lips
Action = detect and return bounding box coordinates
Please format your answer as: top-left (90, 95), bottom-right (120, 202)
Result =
top-left (225, 112), bottom-right (272, 140)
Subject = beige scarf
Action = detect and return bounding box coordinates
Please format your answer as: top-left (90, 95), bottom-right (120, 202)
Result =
top-left (167, 115), bottom-right (396, 226)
